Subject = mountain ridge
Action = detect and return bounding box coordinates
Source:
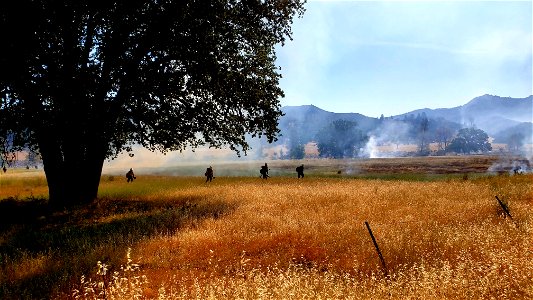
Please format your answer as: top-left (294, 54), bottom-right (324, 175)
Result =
top-left (278, 94), bottom-right (533, 145)
top-left (397, 94), bottom-right (533, 130)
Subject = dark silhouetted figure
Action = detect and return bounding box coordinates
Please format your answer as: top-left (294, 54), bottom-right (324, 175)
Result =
top-left (126, 168), bottom-right (136, 182)
top-left (296, 164), bottom-right (304, 178)
top-left (205, 166), bottom-right (214, 182)
top-left (260, 163), bottom-right (269, 179)
top-left (2, 165), bottom-right (6, 173)
top-left (513, 166), bottom-right (522, 175)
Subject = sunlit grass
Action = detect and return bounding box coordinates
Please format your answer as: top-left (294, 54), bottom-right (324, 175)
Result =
top-left (0, 161), bottom-right (531, 299)
top-left (97, 175), bottom-right (204, 200)
top-left (0, 169), bottom-right (48, 199)
top-left (82, 175), bottom-right (532, 299)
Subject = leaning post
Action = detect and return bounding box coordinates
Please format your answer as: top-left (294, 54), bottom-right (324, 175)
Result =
top-left (495, 196), bottom-right (518, 228)
top-left (495, 196), bottom-right (513, 220)
top-left (365, 221), bottom-right (389, 278)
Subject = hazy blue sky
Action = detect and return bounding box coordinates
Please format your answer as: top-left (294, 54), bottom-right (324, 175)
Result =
top-left (275, 0), bottom-right (532, 118)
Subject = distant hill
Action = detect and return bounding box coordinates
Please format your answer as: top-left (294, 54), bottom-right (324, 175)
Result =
top-left (395, 94), bottom-right (532, 136)
top-left (277, 94), bottom-right (532, 147)
top-left (492, 122), bottom-right (533, 144)
top-left (394, 94), bottom-right (532, 143)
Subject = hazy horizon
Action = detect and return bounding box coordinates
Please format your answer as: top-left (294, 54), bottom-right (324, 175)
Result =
top-left (276, 0), bottom-right (532, 118)
top-left (280, 93), bottom-right (533, 115)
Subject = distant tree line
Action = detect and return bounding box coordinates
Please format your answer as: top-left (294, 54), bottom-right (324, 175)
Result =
top-left (270, 112), bottom-right (501, 159)
top-left (315, 120), bottom-right (367, 159)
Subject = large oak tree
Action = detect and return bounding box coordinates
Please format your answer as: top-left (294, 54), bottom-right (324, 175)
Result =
top-left (446, 127), bottom-right (492, 154)
top-left (0, 0), bottom-right (305, 207)
top-left (315, 120), bottom-right (367, 159)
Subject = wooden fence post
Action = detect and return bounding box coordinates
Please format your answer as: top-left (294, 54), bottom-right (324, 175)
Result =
top-left (365, 221), bottom-right (388, 278)
top-left (495, 196), bottom-right (518, 228)
top-left (495, 196), bottom-right (513, 220)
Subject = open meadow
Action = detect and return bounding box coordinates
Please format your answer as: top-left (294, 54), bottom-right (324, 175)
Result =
top-left (0, 155), bottom-right (532, 299)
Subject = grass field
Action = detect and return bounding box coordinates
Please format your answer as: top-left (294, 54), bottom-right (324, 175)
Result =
top-left (0, 156), bottom-right (532, 299)
top-left (105, 154), bottom-right (522, 178)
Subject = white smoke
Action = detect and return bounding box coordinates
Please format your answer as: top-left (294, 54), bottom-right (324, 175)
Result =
top-left (102, 140), bottom-right (264, 175)
top-left (360, 120), bottom-right (412, 158)
top-left (361, 135), bottom-right (381, 158)
top-left (487, 154), bottom-right (532, 175)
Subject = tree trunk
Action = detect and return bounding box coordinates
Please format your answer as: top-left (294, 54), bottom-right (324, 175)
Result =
top-left (44, 156), bottom-right (105, 208)
top-left (39, 132), bottom-right (105, 208)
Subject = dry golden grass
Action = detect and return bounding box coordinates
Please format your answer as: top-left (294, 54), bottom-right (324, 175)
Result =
top-left (1, 161), bottom-right (531, 299)
top-left (69, 174), bottom-right (532, 299)
top-left (0, 169), bottom-right (48, 199)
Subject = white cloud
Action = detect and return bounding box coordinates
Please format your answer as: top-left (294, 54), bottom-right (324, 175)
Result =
top-left (277, 4), bottom-right (337, 106)
top-left (460, 30), bottom-right (532, 61)
top-left (276, 0), bottom-right (532, 116)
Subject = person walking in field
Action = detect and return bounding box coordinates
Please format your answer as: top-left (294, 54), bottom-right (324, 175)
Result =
top-left (205, 166), bottom-right (214, 182)
top-left (260, 163), bottom-right (269, 179)
top-left (126, 168), bottom-right (136, 182)
top-left (296, 164), bottom-right (304, 178)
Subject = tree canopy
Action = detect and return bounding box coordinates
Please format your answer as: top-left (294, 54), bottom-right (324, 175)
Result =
top-left (0, 0), bottom-right (306, 206)
top-left (446, 127), bottom-right (492, 154)
top-left (505, 132), bottom-right (524, 153)
top-left (315, 120), bottom-right (367, 159)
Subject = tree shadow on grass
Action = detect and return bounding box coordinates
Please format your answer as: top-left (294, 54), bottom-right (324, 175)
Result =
top-left (0, 196), bottom-right (237, 299)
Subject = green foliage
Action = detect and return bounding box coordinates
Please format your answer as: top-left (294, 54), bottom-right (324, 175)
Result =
top-left (447, 127), bottom-right (492, 154)
top-left (284, 118), bottom-right (306, 159)
top-left (506, 132), bottom-right (524, 152)
top-left (288, 143), bottom-right (305, 159)
top-left (315, 120), bottom-right (367, 158)
top-left (417, 113), bottom-right (430, 155)
top-left (0, 0), bottom-right (306, 205)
